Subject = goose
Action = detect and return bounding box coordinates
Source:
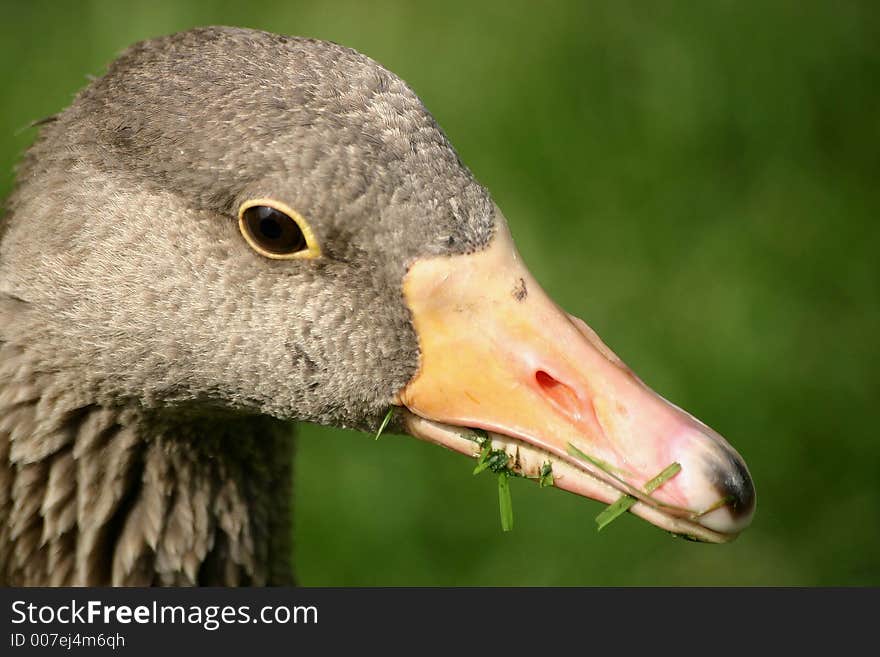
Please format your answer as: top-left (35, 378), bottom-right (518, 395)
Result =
top-left (0, 26), bottom-right (755, 586)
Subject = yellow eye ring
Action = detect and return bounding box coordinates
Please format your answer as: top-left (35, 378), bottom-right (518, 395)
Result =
top-left (237, 198), bottom-right (321, 260)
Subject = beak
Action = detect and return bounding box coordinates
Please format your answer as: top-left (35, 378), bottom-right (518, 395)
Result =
top-left (396, 213), bottom-right (755, 542)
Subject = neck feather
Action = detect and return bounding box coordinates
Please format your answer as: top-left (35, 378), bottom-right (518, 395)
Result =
top-left (0, 341), bottom-right (295, 586)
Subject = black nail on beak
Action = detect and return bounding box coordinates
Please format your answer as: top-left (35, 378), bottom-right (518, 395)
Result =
top-left (712, 451), bottom-right (757, 520)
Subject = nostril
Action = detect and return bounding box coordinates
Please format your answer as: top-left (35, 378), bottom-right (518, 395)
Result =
top-left (534, 370), bottom-right (558, 390)
top-left (535, 370), bottom-right (585, 420)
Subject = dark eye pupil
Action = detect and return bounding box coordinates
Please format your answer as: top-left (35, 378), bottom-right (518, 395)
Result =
top-left (259, 217), bottom-right (283, 240)
top-left (242, 206), bottom-right (307, 255)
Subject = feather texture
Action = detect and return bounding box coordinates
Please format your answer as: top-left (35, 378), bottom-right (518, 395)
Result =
top-left (0, 26), bottom-right (495, 585)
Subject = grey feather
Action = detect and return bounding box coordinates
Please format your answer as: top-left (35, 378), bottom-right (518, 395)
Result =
top-left (0, 26), bottom-right (496, 585)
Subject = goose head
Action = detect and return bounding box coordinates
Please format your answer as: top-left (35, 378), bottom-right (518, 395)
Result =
top-left (1, 26), bottom-right (754, 555)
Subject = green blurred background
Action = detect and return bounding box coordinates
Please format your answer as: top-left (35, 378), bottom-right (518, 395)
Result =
top-left (1, 1), bottom-right (877, 585)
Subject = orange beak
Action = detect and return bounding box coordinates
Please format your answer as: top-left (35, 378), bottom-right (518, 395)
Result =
top-left (396, 211), bottom-right (755, 542)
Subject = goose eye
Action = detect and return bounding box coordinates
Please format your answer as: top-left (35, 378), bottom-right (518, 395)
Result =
top-left (243, 206), bottom-right (304, 253)
top-left (238, 199), bottom-right (321, 259)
